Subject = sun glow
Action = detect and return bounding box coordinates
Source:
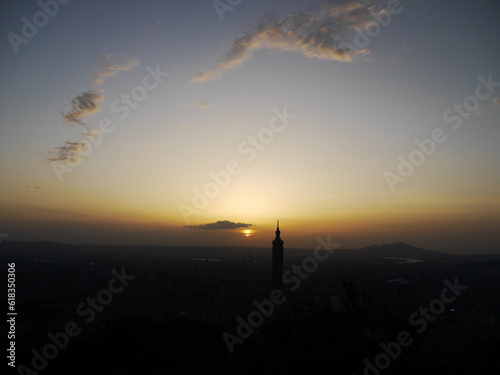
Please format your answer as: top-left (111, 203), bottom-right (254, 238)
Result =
top-left (243, 229), bottom-right (253, 237)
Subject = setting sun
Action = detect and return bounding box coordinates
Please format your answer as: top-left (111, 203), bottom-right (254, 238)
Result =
top-left (0, 0), bottom-right (498, 256)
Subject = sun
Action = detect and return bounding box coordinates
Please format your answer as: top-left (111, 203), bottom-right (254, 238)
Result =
top-left (242, 229), bottom-right (253, 237)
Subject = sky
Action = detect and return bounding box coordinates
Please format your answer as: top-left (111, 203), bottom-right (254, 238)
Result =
top-left (0, 0), bottom-right (499, 254)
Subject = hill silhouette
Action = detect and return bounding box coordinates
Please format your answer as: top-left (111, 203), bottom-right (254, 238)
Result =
top-left (356, 242), bottom-right (454, 260)
top-left (2, 240), bottom-right (500, 262)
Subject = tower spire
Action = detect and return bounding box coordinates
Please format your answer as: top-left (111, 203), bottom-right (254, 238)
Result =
top-left (272, 220), bottom-right (284, 288)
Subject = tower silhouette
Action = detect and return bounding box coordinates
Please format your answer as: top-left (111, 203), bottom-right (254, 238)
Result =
top-left (272, 220), bottom-right (284, 288)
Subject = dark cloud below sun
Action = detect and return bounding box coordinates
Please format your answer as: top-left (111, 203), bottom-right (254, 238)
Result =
top-left (185, 220), bottom-right (252, 230)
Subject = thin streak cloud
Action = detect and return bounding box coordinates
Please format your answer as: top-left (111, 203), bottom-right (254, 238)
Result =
top-left (61, 91), bottom-right (104, 126)
top-left (46, 141), bottom-right (88, 163)
top-left (182, 101), bottom-right (211, 109)
top-left (93, 54), bottom-right (140, 85)
top-left (192, 0), bottom-right (380, 83)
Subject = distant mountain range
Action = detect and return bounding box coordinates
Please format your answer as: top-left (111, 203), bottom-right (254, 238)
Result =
top-left (336, 242), bottom-right (500, 262)
top-left (344, 242), bottom-right (452, 260)
top-left (1, 240), bottom-right (499, 262)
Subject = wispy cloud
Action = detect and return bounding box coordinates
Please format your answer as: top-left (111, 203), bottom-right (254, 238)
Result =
top-left (81, 129), bottom-right (102, 140)
top-left (185, 220), bottom-right (252, 230)
top-left (62, 55), bottom-right (140, 127)
top-left (93, 54), bottom-right (140, 85)
top-left (46, 141), bottom-right (88, 163)
top-left (61, 91), bottom-right (105, 126)
top-left (192, 0), bottom-right (379, 83)
top-left (46, 54), bottom-right (141, 171)
top-left (182, 101), bottom-right (211, 109)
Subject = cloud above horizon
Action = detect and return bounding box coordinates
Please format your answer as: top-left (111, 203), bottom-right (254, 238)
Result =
top-left (93, 54), bottom-right (140, 85)
top-left (45, 130), bottom-right (104, 163)
top-left (185, 220), bottom-right (252, 230)
top-left (61, 91), bottom-right (105, 126)
top-left (191, 0), bottom-right (381, 83)
top-left (47, 54), bottom-right (141, 166)
top-left (182, 101), bottom-right (211, 109)
top-left (46, 141), bottom-right (88, 163)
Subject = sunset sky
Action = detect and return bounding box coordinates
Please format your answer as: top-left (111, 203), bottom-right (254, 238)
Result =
top-left (1, 0), bottom-right (499, 254)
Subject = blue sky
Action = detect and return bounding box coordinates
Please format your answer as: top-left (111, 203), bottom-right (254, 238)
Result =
top-left (1, 0), bottom-right (499, 253)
